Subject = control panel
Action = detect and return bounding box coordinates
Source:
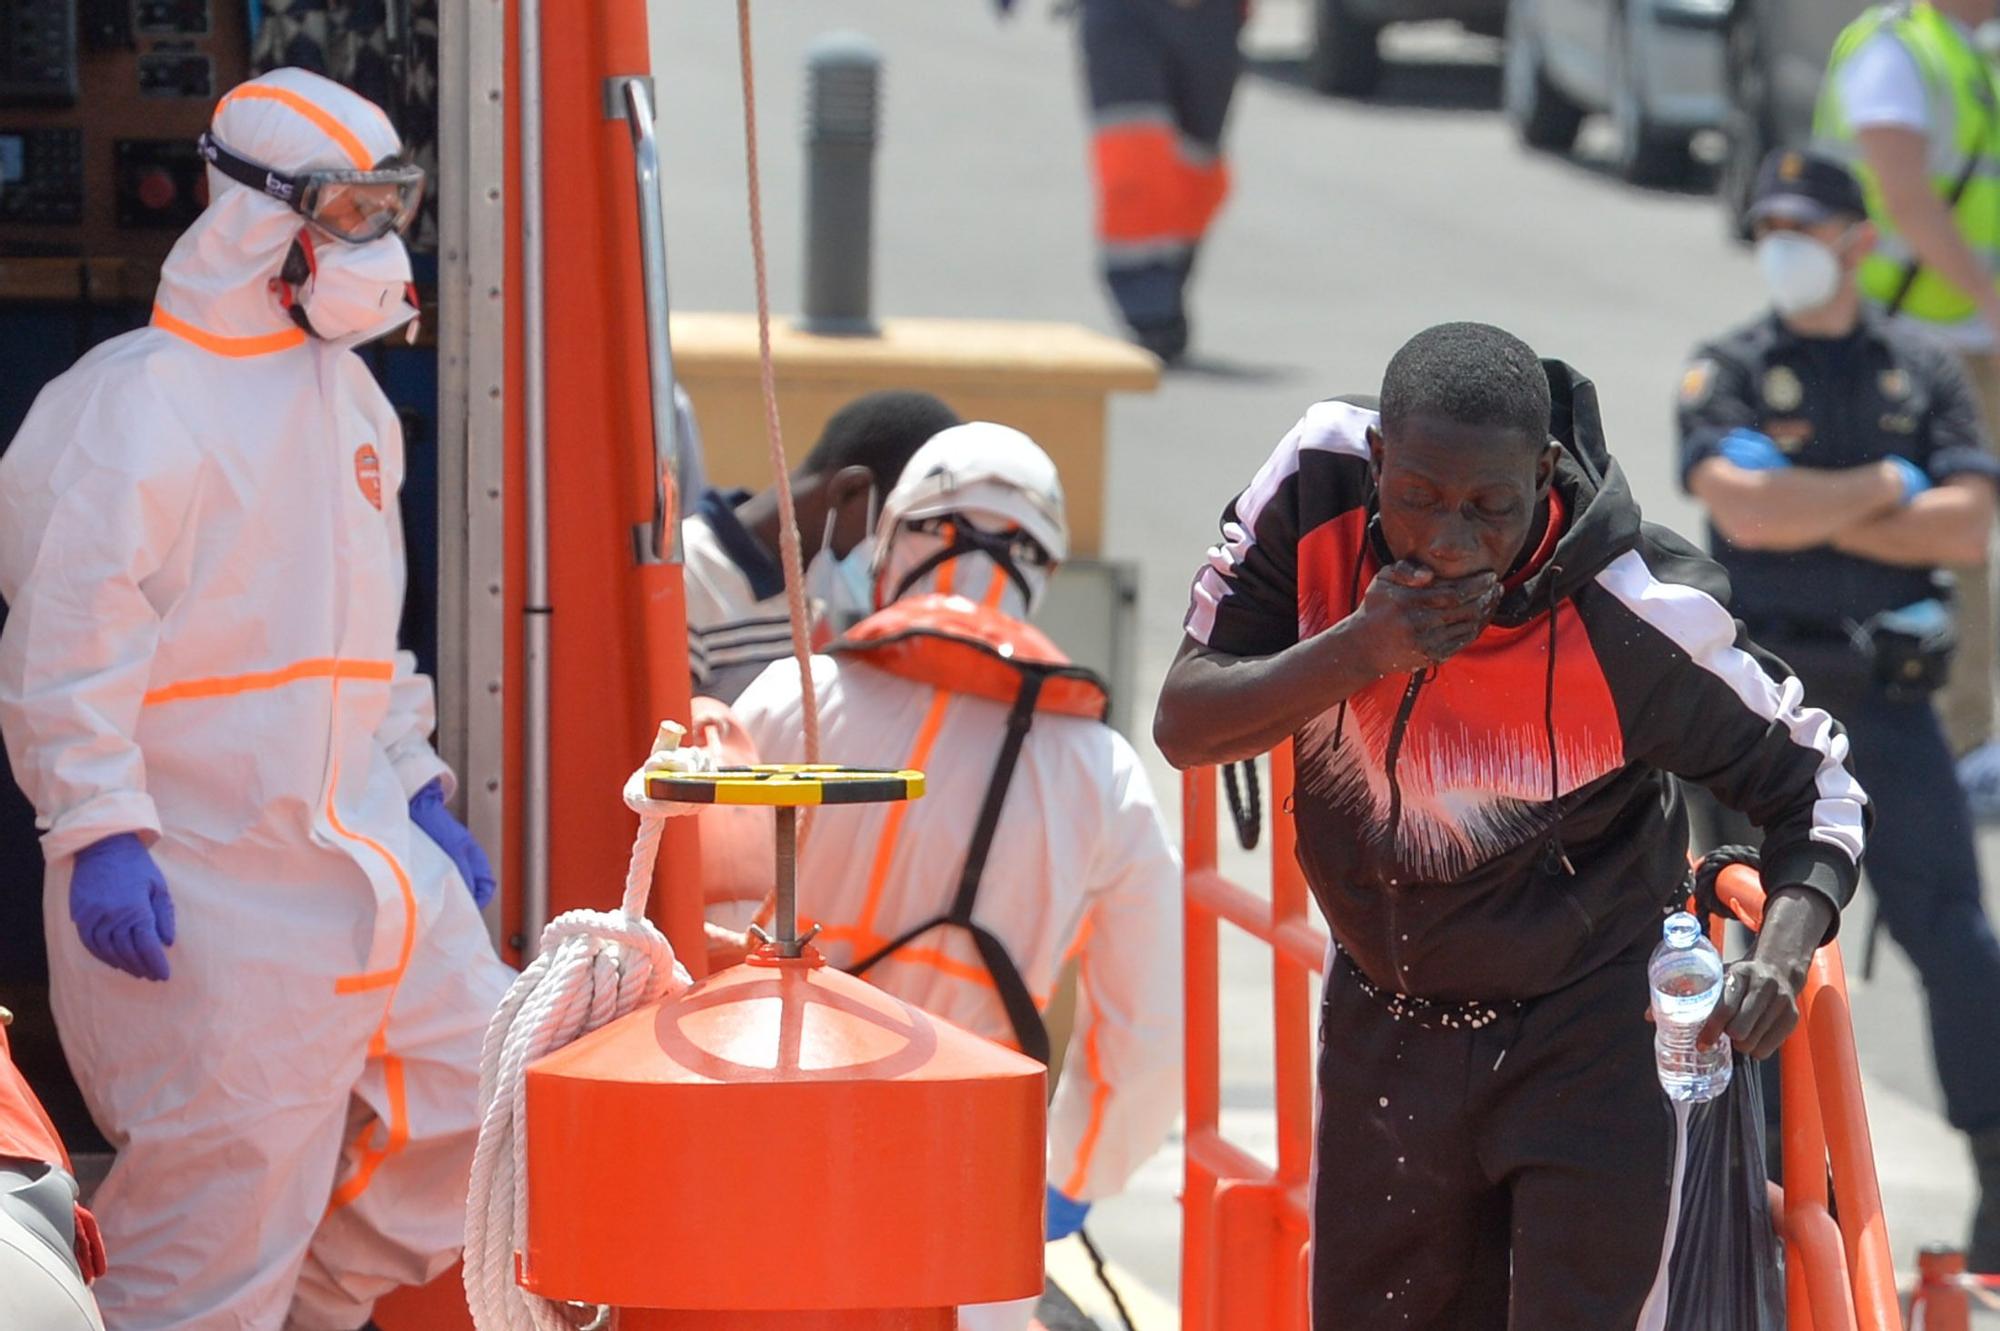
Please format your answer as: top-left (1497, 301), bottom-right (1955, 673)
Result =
top-left (0, 0), bottom-right (246, 292)
top-left (0, 128), bottom-right (83, 225)
top-left (0, 2), bottom-right (81, 107)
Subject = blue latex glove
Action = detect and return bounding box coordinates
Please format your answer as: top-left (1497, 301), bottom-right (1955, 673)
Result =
top-left (1716, 428), bottom-right (1791, 472)
top-left (1046, 1185), bottom-right (1091, 1242)
top-left (69, 833), bottom-right (175, 982)
top-left (410, 779), bottom-right (497, 908)
top-left (1885, 455), bottom-right (1932, 505)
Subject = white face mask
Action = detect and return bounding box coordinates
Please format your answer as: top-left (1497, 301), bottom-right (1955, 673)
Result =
top-left (806, 491), bottom-right (881, 630)
top-left (1755, 231), bottom-right (1844, 317)
top-left (281, 231), bottom-right (419, 347)
top-left (806, 538), bottom-right (878, 628)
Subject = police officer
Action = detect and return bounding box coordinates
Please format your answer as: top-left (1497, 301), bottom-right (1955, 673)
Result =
top-left (1680, 147), bottom-right (2000, 1272)
top-left (1814, 0), bottom-right (2000, 775)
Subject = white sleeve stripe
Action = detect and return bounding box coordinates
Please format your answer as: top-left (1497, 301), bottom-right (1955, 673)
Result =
top-left (1188, 400), bottom-right (1373, 644)
top-left (1233, 399), bottom-right (1375, 533)
top-left (1595, 551), bottom-right (1866, 865)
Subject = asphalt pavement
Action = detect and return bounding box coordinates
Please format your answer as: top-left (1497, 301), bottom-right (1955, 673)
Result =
top-left (650, 0), bottom-right (1995, 1318)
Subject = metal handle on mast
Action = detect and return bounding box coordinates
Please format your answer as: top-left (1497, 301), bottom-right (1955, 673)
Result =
top-left (519, 0), bottom-right (552, 959)
top-left (620, 76), bottom-right (685, 566)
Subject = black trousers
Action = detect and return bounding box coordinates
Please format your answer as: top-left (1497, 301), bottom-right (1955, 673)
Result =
top-left (1311, 939), bottom-right (1681, 1330)
top-left (1697, 661), bottom-right (2000, 1136)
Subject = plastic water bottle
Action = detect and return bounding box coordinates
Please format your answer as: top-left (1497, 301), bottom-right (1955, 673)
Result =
top-left (1649, 912), bottom-right (1732, 1103)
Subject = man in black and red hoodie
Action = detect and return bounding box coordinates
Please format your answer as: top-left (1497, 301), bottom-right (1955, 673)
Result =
top-left (1155, 322), bottom-right (1866, 1330)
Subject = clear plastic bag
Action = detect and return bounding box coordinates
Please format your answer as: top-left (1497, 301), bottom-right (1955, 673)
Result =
top-left (1665, 1053), bottom-right (1786, 1330)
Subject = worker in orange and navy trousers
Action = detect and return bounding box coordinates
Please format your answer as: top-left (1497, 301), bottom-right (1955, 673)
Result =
top-left (1075, 0), bottom-right (1246, 362)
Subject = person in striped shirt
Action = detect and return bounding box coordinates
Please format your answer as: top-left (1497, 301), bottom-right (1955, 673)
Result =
top-left (681, 390), bottom-right (960, 702)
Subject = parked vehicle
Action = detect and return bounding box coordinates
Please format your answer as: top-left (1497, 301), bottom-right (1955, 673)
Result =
top-left (1308, 0), bottom-right (1511, 96)
top-left (1718, 0), bottom-right (1864, 237)
top-left (1502, 0), bottom-right (1730, 185)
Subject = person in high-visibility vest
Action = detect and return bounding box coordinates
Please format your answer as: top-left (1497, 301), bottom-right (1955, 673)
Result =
top-left (1813, 0), bottom-right (2000, 806)
top-left (727, 422), bottom-right (1183, 1331)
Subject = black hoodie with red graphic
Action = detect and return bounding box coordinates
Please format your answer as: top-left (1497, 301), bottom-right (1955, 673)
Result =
top-left (1184, 364), bottom-right (1866, 1003)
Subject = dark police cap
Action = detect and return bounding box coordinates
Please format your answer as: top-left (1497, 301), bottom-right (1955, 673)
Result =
top-left (1748, 148), bottom-right (1867, 227)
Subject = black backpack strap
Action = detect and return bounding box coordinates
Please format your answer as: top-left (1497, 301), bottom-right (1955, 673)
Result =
top-left (846, 669), bottom-right (1053, 1065)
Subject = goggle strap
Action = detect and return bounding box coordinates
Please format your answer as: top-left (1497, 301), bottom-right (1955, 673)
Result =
top-left (197, 131), bottom-right (307, 210)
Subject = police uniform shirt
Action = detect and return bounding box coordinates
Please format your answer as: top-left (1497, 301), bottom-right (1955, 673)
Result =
top-left (1676, 311), bottom-right (2000, 635)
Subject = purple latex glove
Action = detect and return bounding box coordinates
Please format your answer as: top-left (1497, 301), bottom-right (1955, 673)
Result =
top-left (69, 833), bottom-right (175, 982)
top-left (409, 779), bottom-right (497, 908)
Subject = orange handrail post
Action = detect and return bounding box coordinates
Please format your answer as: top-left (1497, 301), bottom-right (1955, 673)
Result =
top-left (1715, 864), bottom-right (1901, 1331)
top-left (1912, 1247), bottom-right (1973, 1331)
top-left (1181, 747), bottom-right (1323, 1331)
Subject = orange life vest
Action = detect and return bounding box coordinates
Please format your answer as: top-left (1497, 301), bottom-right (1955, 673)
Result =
top-left (832, 593), bottom-right (1109, 721)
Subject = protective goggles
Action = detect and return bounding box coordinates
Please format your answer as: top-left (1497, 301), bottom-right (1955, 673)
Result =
top-left (197, 130), bottom-right (425, 243)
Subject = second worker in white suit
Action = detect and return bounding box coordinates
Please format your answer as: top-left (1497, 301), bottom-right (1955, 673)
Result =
top-left (0, 69), bottom-right (512, 1330)
top-left (730, 423), bottom-right (1182, 1331)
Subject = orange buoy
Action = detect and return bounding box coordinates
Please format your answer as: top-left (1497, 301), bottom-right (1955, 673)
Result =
top-left (518, 765), bottom-right (1047, 1327)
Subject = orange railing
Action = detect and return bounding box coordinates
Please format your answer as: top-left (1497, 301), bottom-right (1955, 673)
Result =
top-left (1181, 759), bottom-right (1901, 1331)
top-left (1182, 746), bottom-right (1321, 1331)
top-left (1711, 864), bottom-right (1900, 1331)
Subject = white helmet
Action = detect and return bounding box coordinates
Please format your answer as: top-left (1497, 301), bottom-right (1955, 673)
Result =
top-left (871, 423), bottom-right (1069, 615)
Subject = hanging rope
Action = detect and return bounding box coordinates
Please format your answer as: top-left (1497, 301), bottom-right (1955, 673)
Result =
top-left (465, 730), bottom-right (710, 1331)
top-left (736, 0), bottom-right (820, 767)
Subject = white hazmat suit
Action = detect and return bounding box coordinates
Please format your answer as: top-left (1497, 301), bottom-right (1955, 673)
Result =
top-left (0, 68), bottom-right (511, 1330)
top-left (733, 425), bottom-right (1182, 1331)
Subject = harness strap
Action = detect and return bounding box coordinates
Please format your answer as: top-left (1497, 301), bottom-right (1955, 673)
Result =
top-left (847, 670), bottom-right (1052, 1065)
top-left (889, 535), bottom-right (1036, 610)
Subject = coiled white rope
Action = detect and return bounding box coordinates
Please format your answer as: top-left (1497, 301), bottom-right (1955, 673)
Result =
top-left (465, 726), bottom-right (711, 1331)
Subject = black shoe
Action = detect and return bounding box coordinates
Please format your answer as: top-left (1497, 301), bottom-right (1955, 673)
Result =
top-left (1972, 1127), bottom-right (2000, 1273)
top-left (1130, 316), bottom-right (1189, 365)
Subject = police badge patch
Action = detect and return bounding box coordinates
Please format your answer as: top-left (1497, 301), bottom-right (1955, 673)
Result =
top-left (1763, 366), bottom-right (1805, 412)
top-left (1681, 360), bottom-right (1718, 406)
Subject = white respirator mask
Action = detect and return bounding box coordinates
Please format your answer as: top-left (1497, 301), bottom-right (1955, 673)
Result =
top-left (275, 229), bottom-right (420, 348)
top-left (1755, 231), bottom-right (1843, 317)
top-left (806, 537), bottom-right (880, 630)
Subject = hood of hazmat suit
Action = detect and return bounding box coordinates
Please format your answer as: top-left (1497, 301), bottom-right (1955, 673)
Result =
top-left (0, 68), bottom-right (510, 1330)
top-left (870, 422), bottom-right (1070, 620)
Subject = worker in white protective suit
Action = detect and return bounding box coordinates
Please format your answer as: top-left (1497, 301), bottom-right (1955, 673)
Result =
top-left (0, 68), bottom-right (512, 1330)
top-left (730, 423), bottom-right (1183, 1331)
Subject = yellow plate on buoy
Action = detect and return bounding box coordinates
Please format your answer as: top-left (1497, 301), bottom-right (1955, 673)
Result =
top-left (644, 764), bottom-right (925, 806)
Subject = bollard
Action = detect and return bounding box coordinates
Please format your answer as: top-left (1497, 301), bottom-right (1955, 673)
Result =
top-left (801, 32), bottom-right (881, 336)
top-left (1916, 1246), bottom-right (1972, 1331)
